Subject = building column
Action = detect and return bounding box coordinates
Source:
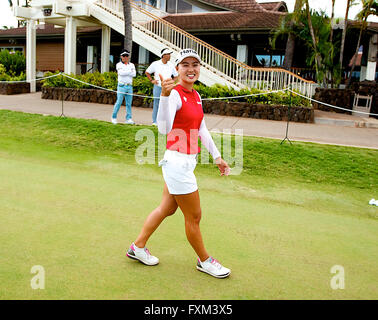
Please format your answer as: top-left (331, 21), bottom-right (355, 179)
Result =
top-left (138, 46), bottom-right (149, 74)
top-left (64, 16), bottom-right (77, 75)
top-left (366, 34), bottom-right (377, 81)
top-left (26, 20), bottom-right (36, 93)
top-left (87, 46), bottom-right (94, 73)
top-left (101, 25), bottom-right (111, 73)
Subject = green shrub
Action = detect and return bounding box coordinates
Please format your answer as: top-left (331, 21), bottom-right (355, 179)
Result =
top-left (133, 75), bottom-right (153, 104)
top-left (102, 72), bottom-right (118, 90)
top-left (42, 71), bottom-right (66, 87)
top-left (41, 71), bottom-right (311, 107)
top-left (0, 63), bottom-right (26, 81)
top-left (0, 50), bottom-right (26, 76)
top-left (194, 83), bottom-right (310, 107)
top-left (133, 75), bottom-right (153, 96)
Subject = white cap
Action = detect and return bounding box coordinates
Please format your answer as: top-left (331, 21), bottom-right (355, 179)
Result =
top-left (161, 48), bottom-right (173, 57)
top-left (175, 48), bottom-right (201, 66)
top-left (120, 49), bottom-right (130, 56)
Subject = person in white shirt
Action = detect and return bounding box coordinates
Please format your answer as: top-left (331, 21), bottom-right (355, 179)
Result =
top-left (145, 48), bottom-right (178, 126)
top-left (112, 49), bottom-right (136, 125)
top-left (127, 49), bottom-right (231, 279)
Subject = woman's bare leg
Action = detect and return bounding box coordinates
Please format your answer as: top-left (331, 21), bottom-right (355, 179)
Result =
top-left (174, 190), bottom-right (209, 262)
top-left (134, 184), bottom-right (178, 248)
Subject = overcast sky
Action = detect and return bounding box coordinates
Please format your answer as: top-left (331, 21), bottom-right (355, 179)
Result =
top-left (259, 0), bottom-right (377, 21)
top-left (1, 0), bottom-right (377, 28)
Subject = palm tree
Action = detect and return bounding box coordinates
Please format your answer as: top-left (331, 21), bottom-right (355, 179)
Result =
top-left (329, 0), bottom-right (336, 43)
top-left (283, 0), bottom-right (303, 70)
top-left (340, 1), bottom-right (352, 70)
top-left (304, 0), bottom-right (324, 85)
top-left (272, 3), bottom-right (334, 85)
top-left (123, 0), bottom-right (133, 57)
top-left (328, 0), bottom-right (336, 86)
top-left (346, 0), bottom-right (376, 86)
top-left (339, 0), bottom-right (360, 83)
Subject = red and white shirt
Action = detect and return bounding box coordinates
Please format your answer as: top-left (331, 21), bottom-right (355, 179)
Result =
top-left (157, 84), bottom-right (221, 159)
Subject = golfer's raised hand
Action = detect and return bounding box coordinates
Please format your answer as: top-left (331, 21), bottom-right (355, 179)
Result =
top-left (216, 157), bottom-right (231, 176)
top-left (160, 74), bottom-right (176, 97)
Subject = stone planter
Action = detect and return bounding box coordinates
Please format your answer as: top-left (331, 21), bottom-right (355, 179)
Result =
top-left (202, 100), bottom-right (313, 123)
top-left (41, 86), bottom-right (148, 108)
top-left (41, 86), bottom-right (314, 123)
top-left (312, 88), bottom-right (354, 113)
top-left (0, 82), bottom-right (42, 95)
top-left (0, 82), bottom-right (30, 95)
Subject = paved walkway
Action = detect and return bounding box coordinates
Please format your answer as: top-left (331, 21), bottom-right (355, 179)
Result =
top-left (1, 92), bottom-right (377, 149)
top-left (314, 109), bottom-right (378, 128)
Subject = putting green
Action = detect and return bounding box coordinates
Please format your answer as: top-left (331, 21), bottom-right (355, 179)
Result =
top-left (0, 112), bottom-right (377, 299)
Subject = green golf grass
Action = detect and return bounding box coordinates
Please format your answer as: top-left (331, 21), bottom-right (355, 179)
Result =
top-left (0, 110), bottom-right (377, 299)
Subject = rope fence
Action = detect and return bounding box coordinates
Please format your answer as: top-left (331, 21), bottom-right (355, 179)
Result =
top-left (61, 74), bottom-right (291, 101)
top-left (1, 73), bottom-right (377, 117)
top-left (288, 89), bottom-right (378, 117)
top-left (0, 73), bottom-right (63, 83)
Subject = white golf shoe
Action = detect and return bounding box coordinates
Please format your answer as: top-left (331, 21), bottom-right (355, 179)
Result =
top-left (111, 118), bottom-right (117, 124)
top-left (126, 243), bottom-right (159, 266)
top-left (196, 257), bottom-right (231, 279)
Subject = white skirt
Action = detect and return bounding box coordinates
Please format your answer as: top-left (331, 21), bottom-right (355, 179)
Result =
top-left (159, 149), bottom-right (198, 195)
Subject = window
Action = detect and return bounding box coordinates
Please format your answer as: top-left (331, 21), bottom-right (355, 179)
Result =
top-left (271, 55), bottom-right (282, 67)
top-left (256, 55), bottom-right (270, 67)
top-left (166, 0), bottom-right (192, 13)
top-left (177, 0), bottom-right (191, 13)
top-left (255, 54), bottom-right (284, 67)
top-left (140, 0), bottom-right (157, 6)
top-left (0, 47), bottom-right (24, 54)
top-left (166, 0), bottom-right (176, 13)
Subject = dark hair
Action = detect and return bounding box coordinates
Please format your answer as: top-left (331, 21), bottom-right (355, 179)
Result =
top-left (161, 48), bottom-right (168, 55)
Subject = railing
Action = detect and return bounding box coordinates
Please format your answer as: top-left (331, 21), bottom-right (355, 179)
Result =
top-left (290, 67), bottom-right (317, 82)
top-left (97, 0), bottom-right (122, 12)
top-left (94, 0), bottom-right (316, 96)
top-left (98, 0), bottom-right (167, 17)
top-left (133, 0), bottom-right (168, 18)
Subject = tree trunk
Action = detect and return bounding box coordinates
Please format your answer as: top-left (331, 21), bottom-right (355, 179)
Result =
top-left (339, 0), bottom-right (351, 81)
top-left (283, 34), bottom-right (295, 70)
top-left (329, 0), bottom-right (335, 87)
top-left (123, 0), bottom-right (133, 57)
top-left (305, 0), bottom-right (324, 85)
top-left (283, 0), bottom-right (303, 70)
top-left (329, 0), bottom-right (335, 44)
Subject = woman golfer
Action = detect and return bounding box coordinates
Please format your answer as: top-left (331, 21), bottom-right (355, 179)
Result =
top-left (127, 49), bottom-right (231, 278)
